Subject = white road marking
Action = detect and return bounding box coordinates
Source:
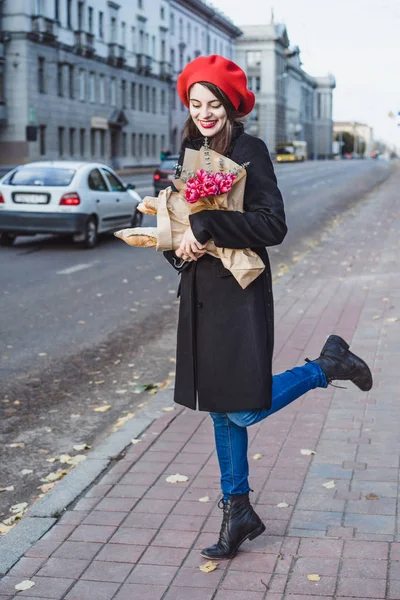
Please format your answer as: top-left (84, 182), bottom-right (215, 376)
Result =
top-left (57, 262), bottom-right (98, 275)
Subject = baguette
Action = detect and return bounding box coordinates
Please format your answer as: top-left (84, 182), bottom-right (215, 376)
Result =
top-left (114, 227), bottom-right (157, 247)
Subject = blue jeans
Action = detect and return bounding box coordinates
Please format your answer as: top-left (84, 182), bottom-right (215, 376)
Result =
top-left (210, 362), bottom-right (327, 500)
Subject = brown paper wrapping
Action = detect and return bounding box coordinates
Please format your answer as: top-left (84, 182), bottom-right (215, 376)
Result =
top-left (116, 146), bottom-right (265, 289)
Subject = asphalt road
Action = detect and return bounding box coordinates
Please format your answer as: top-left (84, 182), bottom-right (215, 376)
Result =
top-left (0, 158), bottom-right (393, 522)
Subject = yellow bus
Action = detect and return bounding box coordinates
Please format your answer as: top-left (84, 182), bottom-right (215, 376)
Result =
top-left (276, 141), bottom-right (308, 162)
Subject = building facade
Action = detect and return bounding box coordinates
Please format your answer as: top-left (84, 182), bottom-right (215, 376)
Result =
top-left (235, 23), bottom-right (336, 158)
top-left (0, 0), bottom-right (239, 167)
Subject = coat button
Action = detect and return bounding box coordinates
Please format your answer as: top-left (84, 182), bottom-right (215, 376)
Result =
top-left (196, 301), bottom-right (203, 308)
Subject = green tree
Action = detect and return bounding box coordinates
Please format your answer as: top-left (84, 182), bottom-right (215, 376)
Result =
top-left (334, 131), bottom-right (354, 155)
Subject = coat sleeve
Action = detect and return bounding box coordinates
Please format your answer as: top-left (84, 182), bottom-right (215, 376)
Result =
top-left (188, 136), bottom-right (287, 249)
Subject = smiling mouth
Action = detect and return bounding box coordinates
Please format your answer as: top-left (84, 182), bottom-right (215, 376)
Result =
top-left (200, 121), bottom-right (217, 129)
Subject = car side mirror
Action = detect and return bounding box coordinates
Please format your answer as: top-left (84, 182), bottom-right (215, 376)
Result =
top-left (126, 183), bottom-right (136, 190)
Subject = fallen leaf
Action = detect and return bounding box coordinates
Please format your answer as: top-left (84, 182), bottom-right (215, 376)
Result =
top-left (252, 453), bottom-right (263, 460)
top-left (365, 492), bottom-right (379, 500)
top-left (73, 443), bottom-right (90, 451)
top-left (38, 352), bottom-right (47, 356)
top-left (0, 523), bottom-right (14, 535)
top-left (131, 438), bottom-right (142, 444)
top-left (199, 561), bottom-right (218, 573)
top-left (154, 275), bottom-right (163, 280)
top-left (387, 317), bottom-right (399, 323)
top-left (46, 456), bottom-right (59, 463)
top-left (3, 514), bottom-right (23, 526)
top-left (166, 473), bottom-right (189, 483)
top-left (112, 413), bottom-right (136, 432)
top-left (39, 483), bottom-right (55, 494)
top-left (115, 389), bottom-right (127, 394)
top-left (168, 371), bottom-right (176, 377)
top-left (322, 480), bottom-right (336, 489)
top-left (372, 315), bottom-right (381, 320)
top-left (38, 449), bottom-right (50, 455)
top-left (94, 405), bottom-right (111, 412)
top-left (277, 502), bottom-right (289, 508)
top-left (20, 469), bottom-right (33, 476)
top-left (163, 406), bottom-right (175, 412)
top-left (59, 454), bottom-right (86, 466)
top-left (10, 502), bottom-right (28, 514)
top-left (9, 442), bottom-right (25, 448)
top-left (0, 486), bottom-right (14, 493)
top-left (41, 469), bottom-right (69, 483)
top-left (307, 574), bottom-right (321, 582)
top-left (15, 580), bottom-right (35, 591)
top-left (300, 449), bottom-right (316, 456)
top-left (70, 414), bottom-right (81, 419)
top-left (199, 496), bottom-right (210, 503)
top-left (78, 320), bottom-right (86, 324)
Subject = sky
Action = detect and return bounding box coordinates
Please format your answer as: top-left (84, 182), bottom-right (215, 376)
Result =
top-left (211, 0), bottom-right (400, 149)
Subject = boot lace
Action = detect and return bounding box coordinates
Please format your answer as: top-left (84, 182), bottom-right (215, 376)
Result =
top-left (305, 357), bottom-right (347, 389)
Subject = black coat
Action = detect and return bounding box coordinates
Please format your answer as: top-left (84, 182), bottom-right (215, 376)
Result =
top-left (165, 124), bottom-right (287, 413)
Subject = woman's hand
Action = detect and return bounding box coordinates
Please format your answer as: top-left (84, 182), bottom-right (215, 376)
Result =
top-left (176, 227), bottom-right (207, 262)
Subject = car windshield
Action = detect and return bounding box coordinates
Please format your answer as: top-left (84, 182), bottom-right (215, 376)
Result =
top-left (276, 146), bottom-right (294, 155)
top-left (160, 159), bottom-right (178, 170)
top-left (7, 167), bottom-right (77, 187)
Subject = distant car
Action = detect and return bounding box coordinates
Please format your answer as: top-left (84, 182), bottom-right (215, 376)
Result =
top-left (153, 155), bottom-right (179, 195)
top-left (0, 161), bottom-right (143, 248)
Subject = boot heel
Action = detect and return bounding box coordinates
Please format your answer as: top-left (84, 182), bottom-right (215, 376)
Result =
top-left (248, 522), bottom-right (266, 541)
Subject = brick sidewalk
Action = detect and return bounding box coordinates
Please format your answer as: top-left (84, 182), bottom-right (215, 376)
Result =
top-left (1, 167), bottom-right (399, 599)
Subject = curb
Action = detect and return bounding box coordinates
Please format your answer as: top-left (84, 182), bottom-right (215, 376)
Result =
top-left (0, 388), bottom-right (176, 575)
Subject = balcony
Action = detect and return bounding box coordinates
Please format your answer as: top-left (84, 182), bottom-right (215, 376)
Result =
top-left (74, 31), bottom-right (95, 57)
top-left (108, 43), bottom-right (126, 68)
top-left (31, 16), bottom-right (58, 42)
top-left (136, 53), bottom-right (152, 75)
top-left (159, 61), bottom-right (172, 81)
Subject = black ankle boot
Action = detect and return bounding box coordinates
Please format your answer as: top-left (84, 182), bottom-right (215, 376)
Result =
top-left (306, 334), bottom-right (373, 391)
top-left (201, 493), bottom-right (265, 560)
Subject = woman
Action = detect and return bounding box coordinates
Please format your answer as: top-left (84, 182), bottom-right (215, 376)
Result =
top-left (165, 55), bottom-right (372, 560)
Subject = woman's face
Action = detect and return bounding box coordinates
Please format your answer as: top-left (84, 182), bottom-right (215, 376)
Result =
top-left (189, 83), bottom-right (228, 138)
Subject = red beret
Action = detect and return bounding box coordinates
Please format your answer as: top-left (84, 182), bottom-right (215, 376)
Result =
top-left (177, 54), bottom-right (255, 117)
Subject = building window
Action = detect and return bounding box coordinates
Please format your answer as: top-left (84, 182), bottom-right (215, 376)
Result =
top-left (110, 17), bottom-right (117, 43)
top-left (161, 134), bottom-right (165, 154)
top-left (179, 18), bottom-right (183, 41)
top-left (110, 77), bottom-right (116, 107)
top-left (152, 88), bottom-right (156, 114)
top-left (58, 127), bottom-right (65, 157)
top-left (145, 85), bottom-right (150, 112)
top-left (57, 63), bottom-right (64, 97)
top-left (79, 69), bottom-right (85, 101)
top-left (121, 21), bottom-right (126, 46)
top-left (160, 5), bottom-right (165, 19)
top-left (131, 133), bottom-right (136, 156)
top-left (90, 129), bottom-right (96, 156)
top-left (131, 26), bottom-right (136, 52)
top-left (77, 1), bottom-right (84, 30)
top-left (122, 132), bottom-right (127, 157)
top-left (170, 48), bottom-right (175, 72)
top-left (152, 35), bottom-right (156, 60)
top-left (161, 90), bottom-right (166, 115)
top-left (255, 76), bottom-right (261, 92)
top-left (38, 57), bottom-right (45, 94)
top-left (249, 104), bottom-right (259, 122)
top-left (89, 72), bottom-right (96, 103)
top-left (121, 79), bottom-right (127, 108)
top-left (145, 133), bottom-right (150, 156)
top-left (66, 0), bottom-right (72, 28)
top-left (99, 75), bottom-right (105, 104)
top-left (247, 51), bottom-right (261, 67)
top-left (138, 84), bottom-right (143, 111)
top-left (100, 130), bottom-right (106, 156)
top-left (79, 128), bottom-right (85, 156)
top-left (187, 23), bottom-right (191, 44)
top-left (152, 134), bottom-right (156, 156)
top-left (170, 12), bottom-right (175, 35)
top-left (88, 6), bottom-right (93, 33)
top-left (138, 0), bottom-right (143, 8)
top-left (130, 82), bottom-right (136, 109)
top-left (99, 11), bottom-right (104, 39)
top-left (171, 88), bottom-right (176, 110)
top-left (69, 127), bottom-right (75, 155)
top-left (68, 65), bottom-right (74, 99)
top-left (39, 125), bottom-right (46, 156)
top-left (54, 0), bottom-right (60, 21)
top-left (138, 133), bottom-right (143, 155)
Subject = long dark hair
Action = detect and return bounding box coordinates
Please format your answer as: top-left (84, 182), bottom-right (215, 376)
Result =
top-left (182, 82), bottom-right (242, 156)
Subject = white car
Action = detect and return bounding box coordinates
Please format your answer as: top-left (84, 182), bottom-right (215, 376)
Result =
top-left (0, 161), bottom-right (143, 248)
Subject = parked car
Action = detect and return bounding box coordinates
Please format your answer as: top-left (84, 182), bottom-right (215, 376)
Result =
top-left (153, 155), bottom-right (179, 195)
top-left (0, 161), bottom-right (143, 248)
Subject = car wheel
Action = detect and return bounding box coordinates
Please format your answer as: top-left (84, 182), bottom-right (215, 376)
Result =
top-left (0, 233), bottom-right (17, 247)
top-left (131, 210), bottom-right (143, 228)
top-left (83, 216), bottom-right (98, 249)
